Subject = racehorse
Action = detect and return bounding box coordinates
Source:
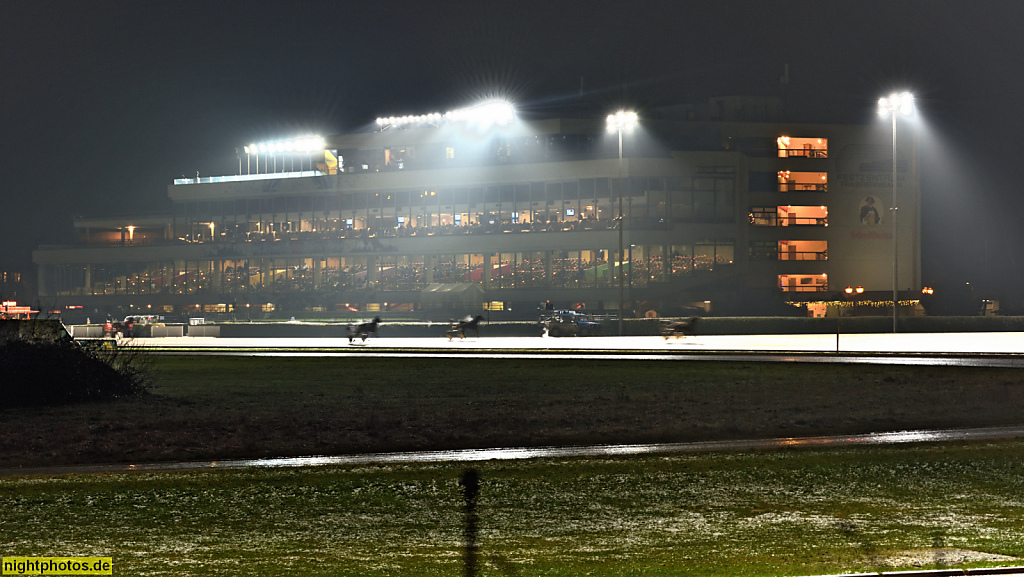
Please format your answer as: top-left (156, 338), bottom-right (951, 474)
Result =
top-left (661, 316), bottom-right (699, 339)
top-left (348, 317), bottom-right (381, 343)
top-left (447, 315), bottom-right (484, 340)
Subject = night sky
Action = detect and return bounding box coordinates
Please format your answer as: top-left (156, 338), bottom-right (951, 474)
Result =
top-left (3, 1), bottom-right (1023, 303)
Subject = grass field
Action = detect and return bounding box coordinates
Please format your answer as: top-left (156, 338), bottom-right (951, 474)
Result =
top-left (3, 356), bottom-right (1024, 575)
top-left (3, 441), bottom-right (1024, 576)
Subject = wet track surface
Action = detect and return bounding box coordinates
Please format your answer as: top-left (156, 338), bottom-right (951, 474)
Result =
top-left (124, 333), bottom-right (1024, 367)
top-left (4, 425), bottom-right (1024, 478)
top-left (17, 332), bottom-right (1018, 478)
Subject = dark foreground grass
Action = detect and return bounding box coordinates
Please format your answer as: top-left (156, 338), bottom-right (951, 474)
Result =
top-left (2, 440), bottom-right (1024, 576)
top-left (3, 356), bottom-right (1024, 467)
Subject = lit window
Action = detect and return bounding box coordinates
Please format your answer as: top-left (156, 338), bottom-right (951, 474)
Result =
top-left (778, 171), bottom-right (827, 192)
top-left (777, 240), bottom-right (828, 261)
top-left (779, 274), bottom-right (828, 292)
top-left (777, 136), bottom-right (828, 158)
top-left (750, 206), bottom-right (827, 226)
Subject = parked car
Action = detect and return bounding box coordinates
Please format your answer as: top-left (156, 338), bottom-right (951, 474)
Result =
top-left (540, 310), bottom-right (602, 337)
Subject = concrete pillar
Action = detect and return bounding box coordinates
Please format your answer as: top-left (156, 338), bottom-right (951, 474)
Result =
top-left (662, 245), bottom-right (670, 282)
top-left (37, 265), bottom-right (51, 297)
top-left (543, 251), bottom-right (552, 288)
top-left (368, 256), bottom-right (378, 285)
top-left (211, 260), bottom-right (222, 291)
top-left (483, 253), bottom-right (492, 290)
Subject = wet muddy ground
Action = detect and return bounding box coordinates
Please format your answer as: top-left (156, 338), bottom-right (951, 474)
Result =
top-left (3, 356), bottom-right (1024, 469)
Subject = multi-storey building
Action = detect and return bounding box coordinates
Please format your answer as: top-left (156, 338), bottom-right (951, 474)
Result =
top-left (32, 97), bottom-right (920, 319)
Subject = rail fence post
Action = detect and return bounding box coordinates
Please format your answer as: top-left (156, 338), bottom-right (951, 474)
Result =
top-left (461, 468), bottom-right (479, 577)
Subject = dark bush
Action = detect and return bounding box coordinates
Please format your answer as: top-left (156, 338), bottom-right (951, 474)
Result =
top-left (0, 336), bottom-right (150, 408)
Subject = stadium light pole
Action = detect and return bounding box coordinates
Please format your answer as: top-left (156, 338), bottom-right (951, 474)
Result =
top-left (607, 110), bottom-right (638, 336)
top-left (877, 92), bottom-right (914, 333)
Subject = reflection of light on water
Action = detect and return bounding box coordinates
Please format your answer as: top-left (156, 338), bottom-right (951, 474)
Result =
top-left (222, 426), bottom-right (1024, 470)
top-left (6, 426), bottom-right (1024, 478)
top-left (863, 430), bottom-right (946, 444)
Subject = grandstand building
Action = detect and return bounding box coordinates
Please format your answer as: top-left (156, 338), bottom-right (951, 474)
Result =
top-left (32, 97), bottom-right (920, 319)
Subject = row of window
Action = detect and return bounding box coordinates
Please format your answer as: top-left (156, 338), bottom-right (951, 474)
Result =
top-left (341, 133), bottom-right (656, 173)
top-left (337, 131), bottom-right (827, 174)
top-left (170, 175), bottom-right (738, 243)
top-left (336, 133), bottom-right (828, 174)
top-left (175, 175), bottom-right (735, 217)
top-left (45, 239), bottom-right (835, 299)
top-left (42, 241), bottom-right (736, 296)
top-left (84, 203), bottom-right (830, 250)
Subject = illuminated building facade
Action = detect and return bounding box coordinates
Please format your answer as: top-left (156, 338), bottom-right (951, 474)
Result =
top-left (33, 97), bottom-right (921, 318)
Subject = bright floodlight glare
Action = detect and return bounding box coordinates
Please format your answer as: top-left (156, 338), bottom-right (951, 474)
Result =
top-left (444, 100), bottom-right (516, 126)
top-left (247, 136), bottom-right (324, 155)
top-left (378, 102), bottom-right (514, 128)
top-left (606, 110), bottom-right (638, 133)
top-left (897, 92), bottom-right (915, 115)
top-left (878, 92), bottom-right (915, 118)
top-left (381, 112), bottom-right (444, 127)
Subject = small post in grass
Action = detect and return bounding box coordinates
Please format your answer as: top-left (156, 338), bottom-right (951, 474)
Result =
top-left (461, 468), bottom-right (479, 577)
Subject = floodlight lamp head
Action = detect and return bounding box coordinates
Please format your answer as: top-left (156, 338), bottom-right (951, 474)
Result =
top-left (896, 92), bottom-right (915, 116)
top-left (878, 92), bottom-right (915, 118)
top-left (445, 100), bottom-right (516, 127)
top-left (877, 97), bottom-right (891, 118)
top-left (606, 110), bottom-right (638, 133)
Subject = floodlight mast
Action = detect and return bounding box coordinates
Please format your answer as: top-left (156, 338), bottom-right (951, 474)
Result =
top-left (607, 110), bottom-right (638, 336)
top-left (877, 92), bottom-right (914, 333)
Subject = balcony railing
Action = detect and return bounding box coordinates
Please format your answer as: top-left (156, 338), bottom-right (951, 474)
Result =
top-left (779, 284), bottom-right (828, 292)
top-left (777, 183), bottom-right (827, 192)
top-left (173, 170), bottom-right (323, 186)
top-left (750, 216), bottom-right (827, 226)
top-left (778, 149), bottom-right (827, 158)
top-left (74, 217), bottom-right (694, 248)
top-left (778, 250), bottom-right (828, 261)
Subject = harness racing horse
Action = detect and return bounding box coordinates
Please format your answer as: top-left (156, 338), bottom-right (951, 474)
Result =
top-left (660, 316), bottom-right (699, 339)
top-left (348, 317), bottom-right (381, 343)
top-left (446, 315), bottom-right (484, 340)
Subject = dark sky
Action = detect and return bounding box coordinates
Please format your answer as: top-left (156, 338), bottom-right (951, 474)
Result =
top-left (3, 0), bottom-right (1023, 299)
